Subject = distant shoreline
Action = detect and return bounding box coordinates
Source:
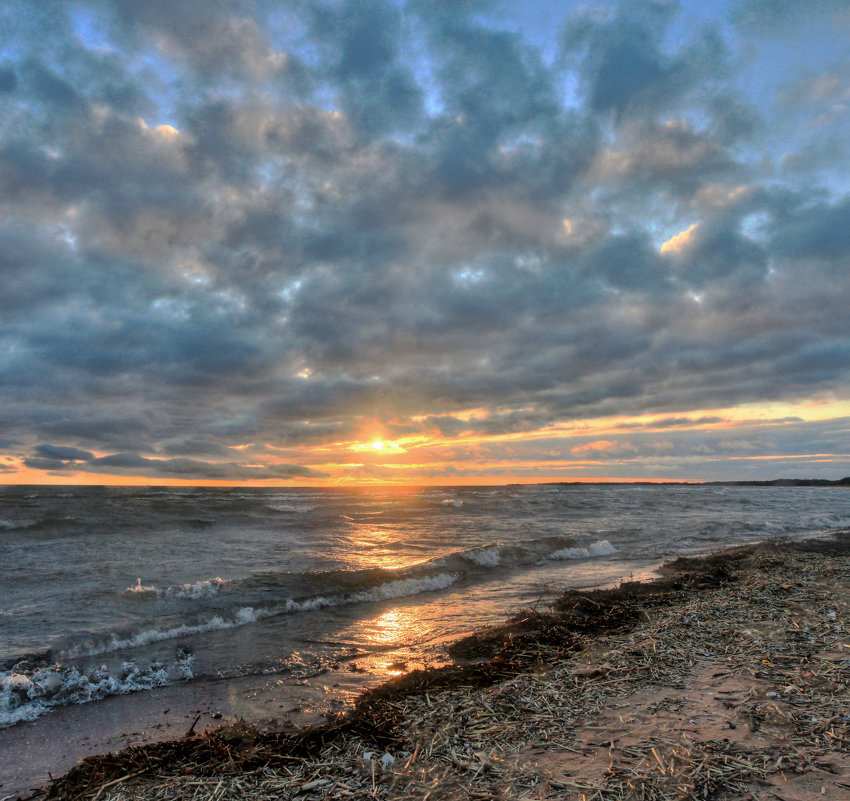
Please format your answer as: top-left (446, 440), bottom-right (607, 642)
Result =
top-left (543, 476), bottom-right (850, 487)
top-left (2, 477), bottom-right (850, 489)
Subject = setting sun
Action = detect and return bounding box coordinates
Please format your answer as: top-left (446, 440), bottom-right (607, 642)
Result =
top-left (371, 440), bottom-right (384, 450)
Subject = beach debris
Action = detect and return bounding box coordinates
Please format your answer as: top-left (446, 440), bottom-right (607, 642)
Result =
top-left (37, 531), bottom-right (850, 801)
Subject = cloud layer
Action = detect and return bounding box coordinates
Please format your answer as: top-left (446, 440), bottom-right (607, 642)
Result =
top-left (2, 0), bottom-right (849, 482)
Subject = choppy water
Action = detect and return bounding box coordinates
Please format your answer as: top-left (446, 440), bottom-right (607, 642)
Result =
top-left (2, 483), bottom-right (850, 729)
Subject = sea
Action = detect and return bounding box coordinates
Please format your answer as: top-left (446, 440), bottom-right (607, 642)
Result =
top-left (2, 483), bottom-right (850, 783)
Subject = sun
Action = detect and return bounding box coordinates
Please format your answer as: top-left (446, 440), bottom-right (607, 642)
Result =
top-left (348, 438), bottom-right (406, 454)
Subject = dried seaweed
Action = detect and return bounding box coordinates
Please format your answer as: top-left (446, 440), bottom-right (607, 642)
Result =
top-left (26, 530), bottom-right (850, 801)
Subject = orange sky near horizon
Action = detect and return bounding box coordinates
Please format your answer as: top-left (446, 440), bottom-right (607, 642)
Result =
top-left (5, 398), bottom-right (849, 487)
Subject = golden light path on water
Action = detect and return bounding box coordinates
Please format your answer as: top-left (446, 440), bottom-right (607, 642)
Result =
top-left (356, 608), bottom-right (423, 675)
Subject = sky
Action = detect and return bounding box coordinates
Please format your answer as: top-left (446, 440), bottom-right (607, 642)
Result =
top-left (1, 0), bottom-right (850, 486)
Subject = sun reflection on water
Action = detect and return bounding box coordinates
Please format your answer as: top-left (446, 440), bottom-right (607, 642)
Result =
top-left (360, 607), bottom-right (421, 647)
top-left (355, 606), bottom-right (433, 676)
top-left (341, 520), bottom-right (418, 571)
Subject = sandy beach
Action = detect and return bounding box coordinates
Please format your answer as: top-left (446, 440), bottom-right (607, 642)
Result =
top-left (19, 532), bottom-right (850, 801)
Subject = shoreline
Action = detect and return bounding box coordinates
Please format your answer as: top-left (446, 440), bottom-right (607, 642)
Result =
top-left (18, 531), bottom-right (850, 800)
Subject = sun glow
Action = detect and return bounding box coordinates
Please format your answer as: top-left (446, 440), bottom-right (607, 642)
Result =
top-left (349, 438), bottom-right (407, 454)
top-left (8, 397), bottom-right (850, 487)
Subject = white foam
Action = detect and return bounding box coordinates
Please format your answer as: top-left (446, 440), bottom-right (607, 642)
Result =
top-left (280, 572), bottom-right (459, 612)
top-left (267, 504), bottom-right (316, 514)
top-left (352, 572), bottom-right (458, 602)
top-left (0, 653), bottom-right (193, 729)
top-left (166, 577), bottom-right (226, 599)
top-left (121, 577), bottom-right (227, 600)
top-left (548, 540), bottom-right (617, 560)
top-left (465, 546), bottom-right (502, 567)
top-left (60, 608), bottom-right (269, 659)
top-left (440, 499), bottom-right (463, 508)
top-left (0, 517), bottom-right (38, 530)
top-left (123, 578), bottom-right (158, 596)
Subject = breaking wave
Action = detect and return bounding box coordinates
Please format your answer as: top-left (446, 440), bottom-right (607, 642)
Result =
top-left (121, 577), bottom-right (227, 600)
top-left (548, 540), bottom-right (617, 560)
top-left (2, 531), bottom-right (623, 728)
top-left (0, 650), bottom-right (193, 729)
top-left (68, 573), bottom-right (461, 660)
top-left (81, 535), bottom-right (619, 661)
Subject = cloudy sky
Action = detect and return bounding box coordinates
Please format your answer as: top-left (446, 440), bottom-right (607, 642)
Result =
top-left (2, 0), bottom-right (849, 485)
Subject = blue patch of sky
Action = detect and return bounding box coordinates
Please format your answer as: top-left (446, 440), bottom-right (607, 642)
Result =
top-left (0, 35), bottom-right (21, 61)
top-left (307, 82), bottom-right (340, 114)
top-left (399, 15), bottom-right (443, 118)
top-left (128, 52), bottom-right (186, 126)
top-left (266, 6), bottom-right (310, 49)
top-left (71, 6), bottom-right (115, 53)
top-left (729, 23), bottom-right (847, 118)
top-left (454, 266), bottom-right (488, 285)
top-left (559, 72), bottom-right (581, 111)
top-left (69, 5), bottom-right (185, 129)
top-left (741, 211), bottom-right (771, 242)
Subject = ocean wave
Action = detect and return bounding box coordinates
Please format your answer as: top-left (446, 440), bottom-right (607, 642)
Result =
top-left (436, 535), bottom-right (593, 573)
top-left (60, 535), bottom-right (619, 664)
top-left (548, 540), bottom-right (617, 560)
top-left (239, 534), bottom-right (604, 600)
top-left (122, 579), bottom-right (158, 597)
top-left (61, 609), bottom-right (266, 659)
top-left (0, 517), bottom-right (47, 531)
top-left (121, 577), bottom-right (227, 600)
top-left (266, 504), bottom-right (316, 514)
top-left (166, 578), bottom-right (227, 599)
top-left (463, 545), bottom-right (502, 566)
top-left (65, 572), bottom-right (461, 660)
top-left (0, 651), bottom-right (193, 729)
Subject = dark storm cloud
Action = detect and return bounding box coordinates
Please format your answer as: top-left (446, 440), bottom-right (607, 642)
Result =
top-left (83, 455), bottom-right (328, 481)
top-left (666, 218), bottom-right (768, 288)
top-left (769, 195), bottom-right (850, 262)
top-left (0, 67), bottom-right (18, 93)
top-left (1, 0), bottom-right (849, 481)
top-left (159, 439), bottom-right (234, 457)
top-left (34, 444), bottom-right (95, 462)
top-left (96, 0), bottom-right (281, 79)
top-left (593, 120), bottom-right (737, 198)
top-left (562, 3), bottom-right (728, 120)
top-left (305, 0), bottom-right (424, 138)
top-left (616, 417), bottom-right (726, 430)
top-left (23, 445), bottom-right (325, 480)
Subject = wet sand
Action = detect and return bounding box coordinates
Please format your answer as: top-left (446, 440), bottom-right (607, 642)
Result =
top-left (15, 532), bottom-right (850, 800)
top-left (0, 656), bottom-right (390, 797)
